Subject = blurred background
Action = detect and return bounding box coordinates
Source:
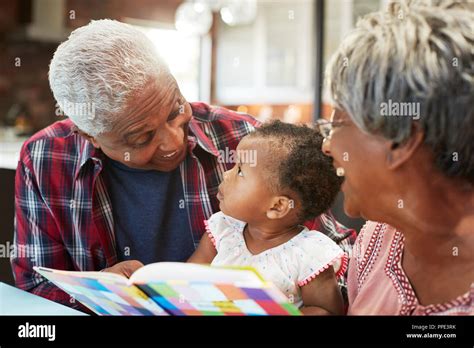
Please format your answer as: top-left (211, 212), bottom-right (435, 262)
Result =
top-left (0, 0), bottom-right (390, 284)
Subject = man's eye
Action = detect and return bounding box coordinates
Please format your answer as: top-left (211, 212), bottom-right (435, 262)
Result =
top-left (167, 109), bottom-right (180, 122)
top-left (132, 132), bottom-right (154, 148)
top-left (237, 166), bottom-right (243, 177)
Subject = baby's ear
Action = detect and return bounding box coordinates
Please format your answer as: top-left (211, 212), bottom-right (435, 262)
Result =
top-left (266, 196), bottom-right (295, 220)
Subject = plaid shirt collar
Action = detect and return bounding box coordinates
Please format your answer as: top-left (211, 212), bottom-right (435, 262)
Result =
top-left (188, 121), bottom-right (221, 157)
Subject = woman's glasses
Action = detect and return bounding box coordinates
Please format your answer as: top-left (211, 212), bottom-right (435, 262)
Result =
top-left (314, 110), bottom-right (347, 140)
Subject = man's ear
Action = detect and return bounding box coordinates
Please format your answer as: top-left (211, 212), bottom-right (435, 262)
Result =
top-left (72, 125), bottom-right (101, 149)
top-left (266, 196), bottom-right (295, 220)
top-left (386, 123), bottom-right (424, 170)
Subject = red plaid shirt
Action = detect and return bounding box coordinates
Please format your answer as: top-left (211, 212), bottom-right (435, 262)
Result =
top-left (11, 102), bottom-right (355, 312)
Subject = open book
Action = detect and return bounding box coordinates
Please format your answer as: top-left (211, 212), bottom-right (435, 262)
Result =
top-left (34, 262), bottom-right (301, 316)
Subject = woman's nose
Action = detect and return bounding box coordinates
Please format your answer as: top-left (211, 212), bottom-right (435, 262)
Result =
top-left (322, 137), bottom-right (332, 157)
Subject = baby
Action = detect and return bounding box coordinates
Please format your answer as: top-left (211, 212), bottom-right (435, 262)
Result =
top-left (188, 120), bottom-right (346, 315)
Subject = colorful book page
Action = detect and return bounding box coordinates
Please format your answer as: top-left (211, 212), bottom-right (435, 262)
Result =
top-left (34, 268), bottom-right (167, 316)
top-left (137, 280), bottom-right (301, 316)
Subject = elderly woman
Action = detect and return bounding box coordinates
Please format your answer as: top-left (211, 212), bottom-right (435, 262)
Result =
top-left (318, 1), bottom-right (473, 315)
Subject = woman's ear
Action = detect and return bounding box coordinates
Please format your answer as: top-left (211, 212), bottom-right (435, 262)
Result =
top-left (73, 125), bottom-right (101, 149)
top-left (386, 123), bottom-right (424, 170)
top-left (266, 196), bottom-right (295, 220)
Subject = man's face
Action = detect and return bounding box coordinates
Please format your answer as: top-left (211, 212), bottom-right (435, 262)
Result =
top-left (91, 76), bottom-right (192, 172)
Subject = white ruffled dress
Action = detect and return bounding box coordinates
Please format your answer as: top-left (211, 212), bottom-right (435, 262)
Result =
top-left (206, 212), bottom-right (348, 308)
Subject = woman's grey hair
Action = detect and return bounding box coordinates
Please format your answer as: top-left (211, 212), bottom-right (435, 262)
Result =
top-left (49, 19), bottom-right (170, 137)
top-left (326, 0), bottom-right (474, 183)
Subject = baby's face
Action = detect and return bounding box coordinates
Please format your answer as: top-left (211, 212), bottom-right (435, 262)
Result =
top-left (217, 136), bottom-right (275, 222)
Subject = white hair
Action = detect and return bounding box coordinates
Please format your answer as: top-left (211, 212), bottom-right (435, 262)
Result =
top-left (326, 0), bottom-right (474, 182)
top-left (49, 19), bottom-right (170, 136)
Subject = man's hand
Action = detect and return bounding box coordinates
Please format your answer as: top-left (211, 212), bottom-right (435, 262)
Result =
top-left (101, 260), bottom-right (144, 278)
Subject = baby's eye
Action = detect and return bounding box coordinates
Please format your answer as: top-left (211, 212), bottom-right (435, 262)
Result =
top-left (237, 166), bottom-right (243, 177)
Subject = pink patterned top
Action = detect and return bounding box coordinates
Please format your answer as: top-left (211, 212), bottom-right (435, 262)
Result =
top-left (347, 221), bottom-right (474, 315)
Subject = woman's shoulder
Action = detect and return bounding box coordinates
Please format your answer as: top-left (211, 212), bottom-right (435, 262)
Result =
top-left (350, 221), bottom-right (401, 286)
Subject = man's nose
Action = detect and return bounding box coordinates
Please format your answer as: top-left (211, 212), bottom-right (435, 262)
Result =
top-left (157, 124), bottom-right (182, 152)
top-left (322, 137), bottom-right (332, 157)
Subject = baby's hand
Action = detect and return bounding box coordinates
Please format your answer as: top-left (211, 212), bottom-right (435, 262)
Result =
top-left (300, 266), bottom-right (344, 315)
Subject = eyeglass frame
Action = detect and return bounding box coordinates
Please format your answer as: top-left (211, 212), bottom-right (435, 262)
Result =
top-left (314, 109), bottom-right (348, 140)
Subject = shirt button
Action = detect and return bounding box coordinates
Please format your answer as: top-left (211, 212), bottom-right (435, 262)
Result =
top-left (70, 199), bottom-right (75, 209)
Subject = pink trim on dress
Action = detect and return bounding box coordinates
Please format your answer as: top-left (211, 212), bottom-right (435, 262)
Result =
top-left (297, 251), bottom-right (348, 287)
top-left (335, 252), bottom-right (349, 278)
top-left (204, 219), bottom-right (217, 249)
top-left (357, 223), bottom-right (386, 293)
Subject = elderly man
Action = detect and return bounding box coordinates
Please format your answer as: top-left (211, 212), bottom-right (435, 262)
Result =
top-left (11, 20), bottom-right (354, 312)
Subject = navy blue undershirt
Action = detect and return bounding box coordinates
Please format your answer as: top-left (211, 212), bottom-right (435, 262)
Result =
top-left (105, 158), bottom-right (195, 265)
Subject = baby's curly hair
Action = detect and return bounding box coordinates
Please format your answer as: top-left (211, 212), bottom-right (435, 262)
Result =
top-left (248, 120), bottom-right (342, 222)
